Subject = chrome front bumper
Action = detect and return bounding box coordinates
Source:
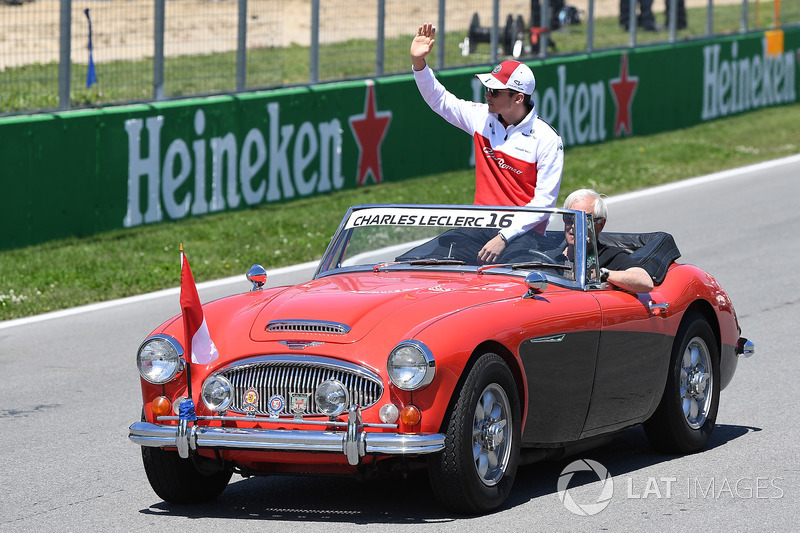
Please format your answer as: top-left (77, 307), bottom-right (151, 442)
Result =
top-left (129, 406), bottom-right (445, 466)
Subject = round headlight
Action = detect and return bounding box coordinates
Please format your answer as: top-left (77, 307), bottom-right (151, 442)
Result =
top-left (137, 335), bottom-right (184, 384)
top-left (387, 341), bottom-right (435, 391)
top-left (201, 375), bottom-right (232, 412)
top-left (315, 379), bottom-right (349, 417)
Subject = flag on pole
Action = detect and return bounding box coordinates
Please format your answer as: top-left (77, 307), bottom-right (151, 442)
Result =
top-left (84, 9), bottom-right (98, 88)
top-left (180, 245), bottom-right (219, 365)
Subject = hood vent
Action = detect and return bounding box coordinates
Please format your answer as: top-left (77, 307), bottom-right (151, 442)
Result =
top-left (266, 319), bottom-right (351, 335)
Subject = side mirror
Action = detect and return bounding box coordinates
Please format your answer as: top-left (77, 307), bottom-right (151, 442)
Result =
top-left (523, 272), bottom-right (548, 297)
top-left (246, 264), bottom-right (267, 291)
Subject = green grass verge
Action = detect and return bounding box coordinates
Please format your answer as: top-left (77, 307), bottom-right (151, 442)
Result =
top-left (1, 102), bottom-right (798, 321)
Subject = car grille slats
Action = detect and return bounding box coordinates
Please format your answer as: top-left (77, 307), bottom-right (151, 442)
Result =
top-left (219, 359), bottom-right (383, 416)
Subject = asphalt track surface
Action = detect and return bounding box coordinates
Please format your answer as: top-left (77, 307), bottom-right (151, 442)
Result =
top-left (1, 155), bottom-right (798, 532)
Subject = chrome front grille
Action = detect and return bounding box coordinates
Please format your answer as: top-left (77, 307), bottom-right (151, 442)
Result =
top-left (218, 356), bottom-right (383, 416)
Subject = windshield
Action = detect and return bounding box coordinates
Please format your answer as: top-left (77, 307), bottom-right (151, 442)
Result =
top-left (317, 206), bottom-right (579, 283)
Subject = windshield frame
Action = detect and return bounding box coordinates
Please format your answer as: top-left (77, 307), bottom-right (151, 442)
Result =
top-left (314, 204), bottom-right (595, 290)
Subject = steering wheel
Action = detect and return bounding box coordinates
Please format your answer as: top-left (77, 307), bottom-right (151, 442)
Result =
top-left (527, 250), bottom-right (556, 264)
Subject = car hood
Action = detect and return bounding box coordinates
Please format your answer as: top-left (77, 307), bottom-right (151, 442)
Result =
top-left (249, 271), bottom-right (524, 343)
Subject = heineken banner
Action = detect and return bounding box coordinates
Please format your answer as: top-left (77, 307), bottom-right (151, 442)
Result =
top-left (1, 30), bottom-right (798, 250)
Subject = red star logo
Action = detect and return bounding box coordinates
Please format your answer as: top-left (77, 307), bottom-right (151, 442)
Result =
top-left (349, 82), bottom-right (392, 186)
top-left (608, 53), bottom-right (639, 138)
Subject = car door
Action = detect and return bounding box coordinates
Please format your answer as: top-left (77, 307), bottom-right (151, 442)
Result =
top-left (517, 291), bottom-right (603, 445)
top-left (580, 289), bottom-right (672, 438)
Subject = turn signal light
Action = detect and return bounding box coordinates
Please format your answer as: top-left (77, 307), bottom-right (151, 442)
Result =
top-left (400, 404), bottom-right (421, 427)
top-left (151, 396), bottom-right (172, 417)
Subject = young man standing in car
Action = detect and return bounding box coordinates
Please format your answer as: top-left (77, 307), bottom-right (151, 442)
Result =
top-left (410, 23), bottom-right (564, 265)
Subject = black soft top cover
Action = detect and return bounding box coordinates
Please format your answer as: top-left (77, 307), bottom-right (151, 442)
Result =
top-left (599, 232), bottom-right (681, 285)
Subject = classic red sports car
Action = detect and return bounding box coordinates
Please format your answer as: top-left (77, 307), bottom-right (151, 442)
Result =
top-left (129, 204), bottom-right (753, 514)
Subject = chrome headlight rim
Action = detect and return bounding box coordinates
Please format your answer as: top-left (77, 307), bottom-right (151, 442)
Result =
top-left (387, 340), bottom-right (435, 391)
top-left (201, 374), bottom-right (233, 412)
top-left (136, 334), bottom-right (185, 384)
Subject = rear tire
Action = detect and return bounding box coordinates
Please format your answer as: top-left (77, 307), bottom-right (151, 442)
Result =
top-left (644, 312), bottom-right (720, 453)
top-left (428, 353), bottom-right (521, 514)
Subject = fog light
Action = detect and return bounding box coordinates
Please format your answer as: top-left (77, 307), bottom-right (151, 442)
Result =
top-left (201, 375), bottom-right (232, 412)
top-left (379, 403), bottom-right (399, 424)
top-left (151, 396), bottom-right (171, 417)
top-left (400, 404), bottom-right (421, 427)
top-left (315, 379), bottom-right (349, 417)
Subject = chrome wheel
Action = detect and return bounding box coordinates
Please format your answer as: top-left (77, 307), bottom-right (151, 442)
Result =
top-left (472, 384), bottom-right (512, 486)
top-left (643, 312), bottom-right (720, 454)
top-left (680, 336), bottom-right (713, 429)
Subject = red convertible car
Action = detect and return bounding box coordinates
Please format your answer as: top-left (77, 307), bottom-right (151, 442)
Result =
top-left (129, 204), bottom-right (753, 514)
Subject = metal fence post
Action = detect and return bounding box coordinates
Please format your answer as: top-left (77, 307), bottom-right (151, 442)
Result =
top-left (491, 0), bottom-right (499, 64)
top-left (154, 0), bottom-right (165, 100)
top-left (58, 0), bottom-right (72, 110)
top-left (706, 0), bottom-right (714, 36)
top-left (540, 0), bottom-right (550, 57)
top-left (587, 0), bottom-right (595, 53)
top-left (236, 0), bottom-right (248, 91)
top-left (437, 0), bottom-right (445, 68)
top-left (668, 0), bottom-right (677, 41)
top-left (310, 0), bottom-right (320, 84)
top-left (740, 0), bottom-right (749, 33)
top-left (376, 0), bottom-right (385, 76)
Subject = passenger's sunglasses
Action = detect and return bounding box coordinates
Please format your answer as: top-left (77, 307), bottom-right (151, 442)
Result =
top-left (562, 215), bottom-right (605, 225)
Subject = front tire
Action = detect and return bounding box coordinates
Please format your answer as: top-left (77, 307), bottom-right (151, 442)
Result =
top-left (428, 353), bottom-right (521, 514)
top-left (644, 312), bottom-right (720, 453)
top-left (142, 446), bottom-right (233, 504)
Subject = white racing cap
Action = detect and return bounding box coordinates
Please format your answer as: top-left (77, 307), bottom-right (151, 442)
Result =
top-left (476, 60), bottom-right (536, 95)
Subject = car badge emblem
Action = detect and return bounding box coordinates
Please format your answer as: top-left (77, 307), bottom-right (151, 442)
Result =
top-left (290, 393), bottom-right (311, 415)
top-left (243, 388), bottom-right (259, 412)
top-left (279, 340), bottom-right (324, 350)
top-left (267, 395), bottom-right (285, 416)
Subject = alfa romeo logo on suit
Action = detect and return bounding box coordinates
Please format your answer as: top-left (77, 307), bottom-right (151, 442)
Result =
top-left (557, 459), bottom-right (614, 516)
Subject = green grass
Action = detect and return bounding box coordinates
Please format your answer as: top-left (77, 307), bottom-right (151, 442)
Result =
top-left (1, 1), bottom-right (796, 114)
top-left (1, 102), bottom-right (798, 321)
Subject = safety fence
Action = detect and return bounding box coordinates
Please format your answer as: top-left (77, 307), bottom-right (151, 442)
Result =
top-left (0, 0), bottom-right (797, 116)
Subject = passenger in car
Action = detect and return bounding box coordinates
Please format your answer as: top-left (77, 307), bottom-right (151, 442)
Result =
top-left (561, 189), bottom-right (654, 293)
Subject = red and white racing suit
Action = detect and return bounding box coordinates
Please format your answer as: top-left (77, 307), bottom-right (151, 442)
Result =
top-left (414, 64), bottom-right (564, 241)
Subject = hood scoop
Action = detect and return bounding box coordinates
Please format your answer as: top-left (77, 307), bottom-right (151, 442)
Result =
top-left (266, 319), bottom-right (351, 335)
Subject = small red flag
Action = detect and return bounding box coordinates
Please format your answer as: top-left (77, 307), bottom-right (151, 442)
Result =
top-left (180, 247), bottom-right (219, 365)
